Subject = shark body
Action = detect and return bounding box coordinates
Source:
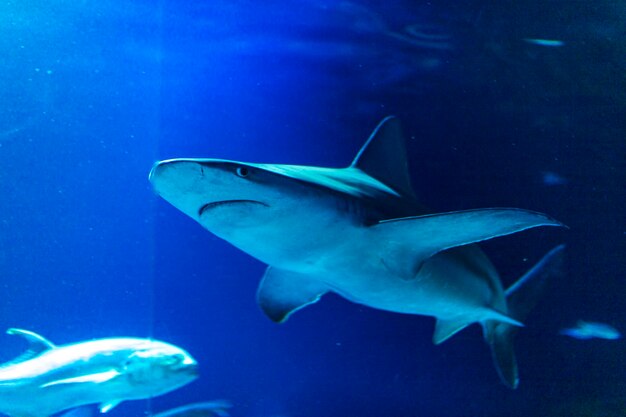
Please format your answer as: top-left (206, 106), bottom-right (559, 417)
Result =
top-left (149, 116), bottom-right (565, 387)
top-left (0, 329), bottom-right (198, 417)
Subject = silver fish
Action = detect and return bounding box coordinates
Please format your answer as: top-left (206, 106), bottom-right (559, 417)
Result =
top-left (0, 328), bottom-right (198, 417)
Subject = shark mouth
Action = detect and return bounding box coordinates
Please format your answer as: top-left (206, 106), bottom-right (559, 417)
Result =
top-left (198, 199), bottom-right (269, 216)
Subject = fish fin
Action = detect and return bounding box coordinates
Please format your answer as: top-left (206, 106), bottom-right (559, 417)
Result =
top-left (189, 401), bottom-right (233, 417)
top-left (257, 267), bottom-right (329, 323)
top-left (100, 401), bottom-right (122, 413)
top-left (153, 401), bottom-right (234, 417)
top-left (11, 414), bottom-right (47, 417)
top-left (41, 370), bottom-right (121, 388)
top-left (207, 402), bottom-right (233, 417)
top-left (485, 244), bottom-right (566, 389)
top-left (350, 116), bottom-right (417, 199)
top-left (59, 407), bottom-right (94, 417)
top-left (373, 209), bottom-right (565, 280)
top-left (6, 328), bottom-right (55, 349)
top-left (485, 321), bottom-right (519, 389)
top-left (505, 244), bottom-right (566, 319)
top-left (0, 328), bottom-right (56, 368)
top-left (486, 308), bottom-right (524, 327)
top-left (432, 319), bottom-right (471, 345)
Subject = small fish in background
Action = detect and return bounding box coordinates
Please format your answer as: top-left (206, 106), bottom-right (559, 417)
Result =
top-left (152, 401), bottom-right (233, 417)
top-left (541, 171), bottom-right (568, 186)
top-left (560, 321), bottom-right (621, 340)
top-left (523, 38), bottom-right (565, 47)
top-left (0, 328), bottom-right (199, 417)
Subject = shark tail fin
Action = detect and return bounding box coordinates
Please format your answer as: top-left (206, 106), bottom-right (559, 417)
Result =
top-left (485, 244), bottom-right (566, 389)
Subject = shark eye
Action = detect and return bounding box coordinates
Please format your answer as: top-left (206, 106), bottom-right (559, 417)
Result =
top-left (236, 166), bottom-right (250, 178)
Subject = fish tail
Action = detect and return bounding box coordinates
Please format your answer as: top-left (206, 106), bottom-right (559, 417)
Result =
top-left (485, 244), bottom-right (566, 388)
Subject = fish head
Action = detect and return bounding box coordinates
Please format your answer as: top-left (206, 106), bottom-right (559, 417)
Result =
top-left (122, 340), bottom-right (198, 396)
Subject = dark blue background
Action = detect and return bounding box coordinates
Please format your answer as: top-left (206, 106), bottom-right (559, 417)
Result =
top-left (0, 1), bottom-right (624, 416)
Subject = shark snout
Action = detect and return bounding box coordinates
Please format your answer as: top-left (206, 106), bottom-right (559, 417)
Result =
top-left (150, 158), bottom-right (256, 222)
top-left (148, 159), bottom-right (180, 190)
top-left (149, 159), bottom-right (205, 196)
top-left (148, 160), bottom-right (170, 194)
top-left (148, 161), bottom-right (163, 184)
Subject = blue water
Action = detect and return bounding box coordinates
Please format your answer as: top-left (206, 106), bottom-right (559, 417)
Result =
top-left (0, 1), bottom-right (624, 416)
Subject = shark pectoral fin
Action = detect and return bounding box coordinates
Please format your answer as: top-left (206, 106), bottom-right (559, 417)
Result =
top-left (374, 208), bottom-right (565, 279)
top-left (433, 319), bottom-right (471, 344)
top-left (257, 267), bottom-right (329, 323)
top-left (100, 401), bottom-right (122, 413)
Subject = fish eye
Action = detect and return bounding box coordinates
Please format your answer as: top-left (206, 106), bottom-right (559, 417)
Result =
top-left (235, 166), bottom-right (249, 178)
top-left (163, 354), bottom-right (184, 366)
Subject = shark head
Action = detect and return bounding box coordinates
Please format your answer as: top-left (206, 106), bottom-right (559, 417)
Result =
top-left (149, 117), bottom-right (420, 267)
top-left (150, 159), bottom-right (279, 232)
top-left (150, 159), bottom-right (377, 266)
top-left (150, 158), bottom-right (322, 229)
top-left (122, 339), bottom-right (198, 397)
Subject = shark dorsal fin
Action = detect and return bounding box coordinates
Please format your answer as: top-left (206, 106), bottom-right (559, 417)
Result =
top-left (0, 328), bottom-right (56, 368)
top-left (350, 116), bottom-right (416, 199)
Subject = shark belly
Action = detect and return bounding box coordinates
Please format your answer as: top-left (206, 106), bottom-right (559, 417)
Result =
top-left (206, 207), bottom-right (363, 272)
top-left (232, 219), bottom-right (507, 323)
top-left (314, 241), bottom-right (504, 323)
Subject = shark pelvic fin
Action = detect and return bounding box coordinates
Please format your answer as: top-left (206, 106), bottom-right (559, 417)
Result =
top-left (0, 328), bottom-right (56, 368)
top-left (257, 267), bottom-right (329, 323)
top-left (350, 116), bottom-right (416, 199)
top-left (374, 208), bottom-right (565, 280)
top-left (433, 310), bottom-right (521, 345)
top-left (485, 244), bottom-right (566, 389)
top-left (433, 319), bottom-right (471, 344)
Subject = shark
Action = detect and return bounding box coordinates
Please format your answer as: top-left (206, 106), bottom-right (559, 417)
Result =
top-left (0, 328), bottom-right (198, 417)
top-left (149, 116), bottom-right (565, 388)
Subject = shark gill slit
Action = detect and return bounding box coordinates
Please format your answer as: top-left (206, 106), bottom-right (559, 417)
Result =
top-left (198, 199), bottom-right (269, 216)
